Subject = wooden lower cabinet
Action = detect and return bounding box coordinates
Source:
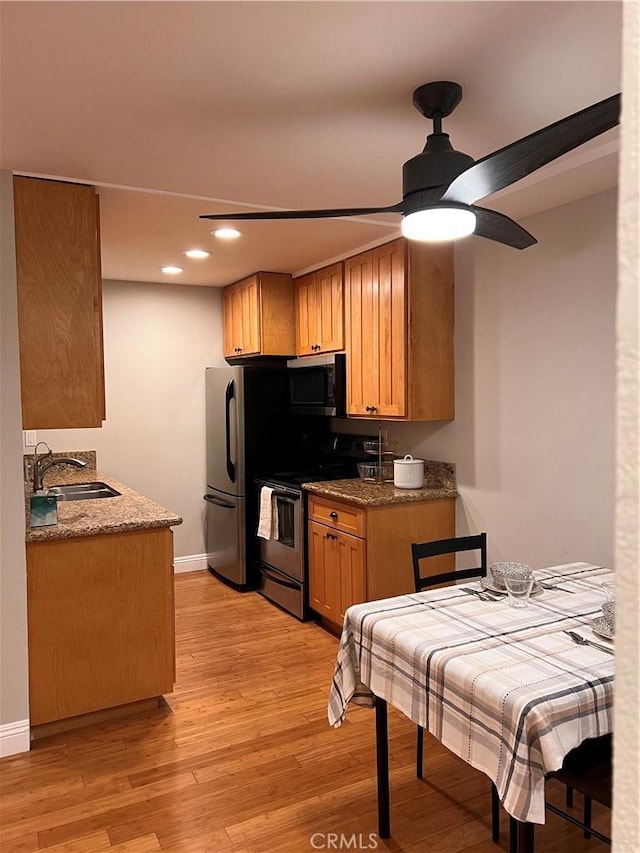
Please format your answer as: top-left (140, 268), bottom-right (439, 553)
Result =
top-left (26, 527), bottom-right (175, 726)
top-left (308, 494), bottom-right (455, 630)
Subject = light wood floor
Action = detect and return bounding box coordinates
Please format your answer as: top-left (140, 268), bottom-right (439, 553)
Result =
top-left (1, 571), bottom-right (610, 852)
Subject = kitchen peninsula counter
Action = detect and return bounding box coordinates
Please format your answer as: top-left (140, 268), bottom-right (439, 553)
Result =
top-left (25, 455), bottom-right (182, 542)
top-left (304, 461), bottom-right (457, 627)
top-left (24, 451), bottom-right (181, 728)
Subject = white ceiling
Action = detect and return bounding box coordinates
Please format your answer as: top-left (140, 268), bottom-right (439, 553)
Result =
top-left (0, 1), bottom-right (622, 287)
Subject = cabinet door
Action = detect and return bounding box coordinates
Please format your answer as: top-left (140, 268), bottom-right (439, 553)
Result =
top-left (336, 529), bottom-right (365, 619)
top-left (371, 241), bottom-right (406, 417)
top-left (345, 250), bottom-right (373, 416)
top-left (308, 521), bottom-right (341, 623)
top-left (294, 272), bottom-right (319, 356)
top-left (345, 241), bottom-right (406, 417)
top-left (223, 277), bottom-right (261, 357)
top-left (222, 285), bottom-right (240, 358)
top-left (316, 263), bottom-right (344, 353)
top-left (308, 521), bottom-right (365, 626)
top-left (238, 276), bottom-right (260, 355)
top-left (14, 177), bottom-right (105, 429)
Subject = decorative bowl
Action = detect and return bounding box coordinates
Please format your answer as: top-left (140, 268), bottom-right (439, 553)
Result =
top-left (489, 562), bottom-right (532, 590)
top-left (601, 600), bottom-right (616, 632)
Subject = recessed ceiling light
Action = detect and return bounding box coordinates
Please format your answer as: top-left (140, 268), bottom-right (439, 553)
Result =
top-left (160, 266), bottom-right (184, 275)
top-left (183, 249), bottom-right (211, 259)
top-left (212, 227), bottom-right (241, 240)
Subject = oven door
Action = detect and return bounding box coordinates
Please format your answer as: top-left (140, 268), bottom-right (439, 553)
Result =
top-left (257, 483), bottom-right (303, 582)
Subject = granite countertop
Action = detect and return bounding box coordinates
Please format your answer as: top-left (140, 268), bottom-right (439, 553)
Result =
top-left (25, 452), bottom-right (183, 543)
top-left (303, 478), bottom-right (458, 507)
top-left (303, 456), bottom-right (459, 508)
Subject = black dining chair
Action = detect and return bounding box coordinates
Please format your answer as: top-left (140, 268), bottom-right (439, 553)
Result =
top-left (410, 533), bottom-right (501, 842)
top-left (545, 734), bottom-right (612, 845)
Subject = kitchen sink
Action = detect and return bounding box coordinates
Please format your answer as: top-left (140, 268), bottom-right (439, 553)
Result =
top-left (48, 482), bottom-right (121, 501)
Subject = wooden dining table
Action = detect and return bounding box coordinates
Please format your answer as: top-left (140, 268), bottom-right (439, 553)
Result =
top-left (328, 562), bottom-right (614, 853)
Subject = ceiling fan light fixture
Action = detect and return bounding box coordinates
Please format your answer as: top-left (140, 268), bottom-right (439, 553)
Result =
top-left (401, 206), bottom-right (476, 242)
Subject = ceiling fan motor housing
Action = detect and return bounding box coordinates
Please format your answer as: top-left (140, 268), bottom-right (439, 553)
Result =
top-left (403, 133), bottom-right (475, 198)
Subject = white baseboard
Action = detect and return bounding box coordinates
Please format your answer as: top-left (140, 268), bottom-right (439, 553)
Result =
top-left (173, 553), bottom-right (210, 574)
top-left (0, 719), bottom-right (30, 757)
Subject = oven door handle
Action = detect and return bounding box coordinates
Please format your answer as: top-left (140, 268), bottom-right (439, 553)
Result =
top-left (273, 492), bottom-right (300, 502)
top-left (260, 566), bottom-right (301, 590)
top-left (204, 493), bottom-right (235, 509)
top-left (259, 483), bottom-right (301, 500)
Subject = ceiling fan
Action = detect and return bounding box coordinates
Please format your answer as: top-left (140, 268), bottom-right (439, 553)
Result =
top-left (201, 82), bottom-right (621, 250)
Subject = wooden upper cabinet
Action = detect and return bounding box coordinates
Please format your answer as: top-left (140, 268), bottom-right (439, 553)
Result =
top-left (294, 262), bottom-right (344, 356)
top-left (344, 238), bottom-right (454, 421)
top-left (14, 176), bottom-right (105, 429)
top-left (222, 272), bottom-right (295, 359)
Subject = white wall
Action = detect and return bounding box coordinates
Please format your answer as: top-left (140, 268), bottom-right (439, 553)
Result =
top-left (34, 280), bottom-right (225, 562)
top-left (383, 189), bottom-right (618, 570)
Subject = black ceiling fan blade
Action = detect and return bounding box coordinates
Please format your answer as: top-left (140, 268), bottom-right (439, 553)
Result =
top-left (200, 202), bottom-right (404, 222)
top-left (471, 205), bottom-right (537, 250)
top-left (442, 93), bottom-right (621, 206)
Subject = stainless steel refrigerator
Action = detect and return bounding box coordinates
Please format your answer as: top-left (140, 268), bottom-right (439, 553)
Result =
top-left (204, 364), bottom-right (292, 589)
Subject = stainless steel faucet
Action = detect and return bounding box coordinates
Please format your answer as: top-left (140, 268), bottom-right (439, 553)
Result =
top-left (32, 442), bottom-right (88, 492)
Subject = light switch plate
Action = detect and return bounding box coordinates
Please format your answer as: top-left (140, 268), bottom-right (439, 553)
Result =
top-left (24, 430), bottom-right (37, 447)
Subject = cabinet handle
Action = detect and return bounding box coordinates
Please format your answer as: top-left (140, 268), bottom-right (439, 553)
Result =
top-left (329, 511), bottom-right (338, 519)
top-left (325, 532), bottom-right (337, 540)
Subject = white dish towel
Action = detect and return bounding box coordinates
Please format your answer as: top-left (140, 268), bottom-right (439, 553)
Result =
top-left (257, 486), bottom-right (279, 540)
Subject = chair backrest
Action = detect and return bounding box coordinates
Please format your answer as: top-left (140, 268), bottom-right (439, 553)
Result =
top-left (411, 533), bottom-right (487, 592)
top-left (548, 734), bottom-right (612, 808)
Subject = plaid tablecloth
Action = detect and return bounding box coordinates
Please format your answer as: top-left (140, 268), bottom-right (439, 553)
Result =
top-left (328, 562), bottom-right (614, 824)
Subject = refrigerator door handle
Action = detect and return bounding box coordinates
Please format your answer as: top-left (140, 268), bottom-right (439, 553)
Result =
top-left (225, 378), bottom-right (236, 483)
top-left (260, 565), bottom-right (301, 591)
top-left (204, 493), bottom-right (235, 509)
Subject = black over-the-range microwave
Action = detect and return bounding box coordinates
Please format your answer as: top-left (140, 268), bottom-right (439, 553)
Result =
top-left (287, 353), bottom-right (346, 417)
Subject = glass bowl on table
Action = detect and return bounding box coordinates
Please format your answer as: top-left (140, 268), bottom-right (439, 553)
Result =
top-left (504, 574), bottom-right (535, 608)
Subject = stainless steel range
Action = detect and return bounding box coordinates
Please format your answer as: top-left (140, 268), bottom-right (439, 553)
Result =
top-left (256, 434), bottom-right (371, 620)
